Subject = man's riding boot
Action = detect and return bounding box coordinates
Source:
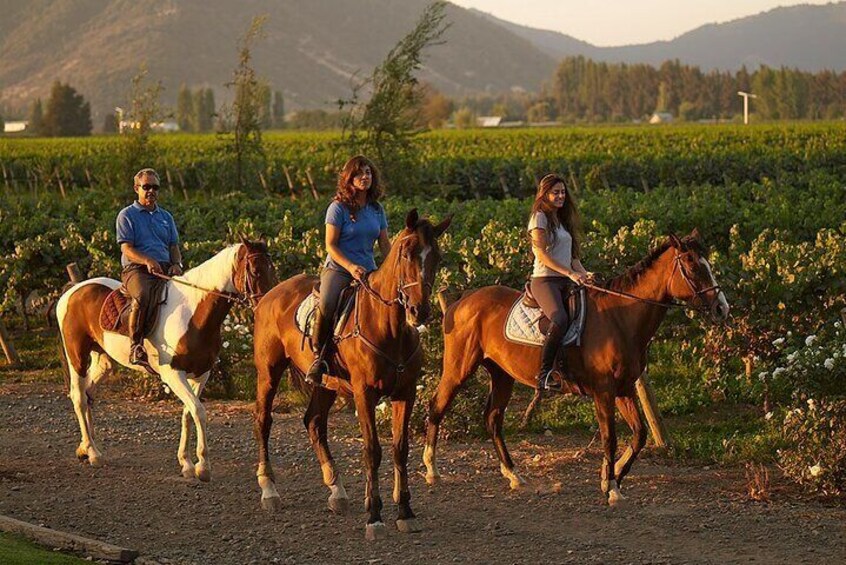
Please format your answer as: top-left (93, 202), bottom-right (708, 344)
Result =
top-left (536, 322), bottom-right (567, 391)
top-left (127, 301), bottom-right (157, 376)
top-left (305, 309), bottom-right (332, 387)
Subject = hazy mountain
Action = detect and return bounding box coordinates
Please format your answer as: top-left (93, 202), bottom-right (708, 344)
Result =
top-left (0, 0), bottom-right (555, 120)
top-left (475, 3), bottom-right (846, 72)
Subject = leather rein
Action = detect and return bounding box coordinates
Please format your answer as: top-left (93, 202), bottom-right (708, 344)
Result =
top-left (152, 251), bottom-right (270, 309)
top-left (584, 250), bottom-right (721, 313)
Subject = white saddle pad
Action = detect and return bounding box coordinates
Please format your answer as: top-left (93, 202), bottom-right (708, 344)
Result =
top-left (295, 293), bottom-right (319, 336)
top-left (504, 288), bottom-right (586, 347)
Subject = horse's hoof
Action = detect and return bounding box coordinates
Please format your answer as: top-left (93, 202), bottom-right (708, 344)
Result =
top-left (608, 489), bottom-right (626, 507)
top-left (328, 495), bottom-right (349, 515)
top-left (396, 518), bottom-right (422, 533)
top-left (425, 472), bottom-right (440, 486)
top-left (76, 446), bottom-right (89, 462)
top-left (261, 496), bottom-right (283, 513)
top-left (195, 465), bottom-right (211, 482)
top-left (181, 465), bottom-right (195, 480)
top-left (88, 453), bottom-right (104, 468)
top-left (365, 522), bottom-right (387, 541)
top-left (508, 475), bottom-right (526, 490)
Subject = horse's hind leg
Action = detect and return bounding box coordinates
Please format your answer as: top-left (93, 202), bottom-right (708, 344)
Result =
top-left (66, 341), bottom-right (103, 466)
top-left (81, 352), bottom-right (112, 463)
top-left (303, 386), bottom-right (348, 514)
top-left (254, 356), bottom-right (287, 511)
top-left (614, 395), bottom-right (646, 488)
top-left (178, 372), bottom-right (209, 479)
top-left (424, 333), bottom-right (482, 485)
top-left (391, 388), bottom-right (421, 533)
top-left (483, 362), bottom-right (523, 490)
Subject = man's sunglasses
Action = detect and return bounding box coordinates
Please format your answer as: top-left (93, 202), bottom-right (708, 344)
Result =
top-left (137, 184), bottom-right (160, 191)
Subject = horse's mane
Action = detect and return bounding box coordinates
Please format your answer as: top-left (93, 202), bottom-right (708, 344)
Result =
top-left (603, 236), bottom-right (705, 292)
top-left (180, 244), bottom-right (241, 286)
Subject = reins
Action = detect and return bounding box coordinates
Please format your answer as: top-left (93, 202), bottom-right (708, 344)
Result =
top-left (583, 251), bottom-right (721, 313)
top-left (150, 251), bottom-right (270, 308)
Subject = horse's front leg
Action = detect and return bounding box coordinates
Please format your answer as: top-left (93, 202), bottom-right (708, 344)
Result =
top-left (593, 389), bottom-right (623, 505)
top-left (177, 372), bottom-right (209, 479)
top-left (392, 388), bottom-right (421, 533)
top-left (161, 367), bottom-right (211, 482)
top-left (304, 386), bottom-right (349, 514)
top-left (354, 387), bottom-right (385, 540)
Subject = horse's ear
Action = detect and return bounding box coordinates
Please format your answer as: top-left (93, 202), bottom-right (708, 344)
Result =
top-left (668, 233), bottom-right (682, 248)
top-left (433, 214), bottom-right (453, 238)
top-left (239, 233), bottom-right (251, 247)
top-left (258, 232), bottom-right (268, 245)
top-left (689, 227), bottom-right (702, 242)
top-left (405, 209), bottom-right (419, 230)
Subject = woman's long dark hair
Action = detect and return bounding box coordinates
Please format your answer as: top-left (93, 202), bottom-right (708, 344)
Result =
top-left (334, 155), bottom-right (383, 219)
top-left (530, 173), bottom-right (582, 259)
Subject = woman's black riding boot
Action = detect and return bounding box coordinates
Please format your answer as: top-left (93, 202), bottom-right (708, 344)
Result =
top-left (536, 322), bottom-right (566, 391)
top-left (305, 309), bottom-right (331, 386)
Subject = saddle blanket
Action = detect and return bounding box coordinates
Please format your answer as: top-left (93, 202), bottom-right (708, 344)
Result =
top-left (294, 291), bottom-right (354, 339)
top-left (504, 288), bottom-right (586, 347)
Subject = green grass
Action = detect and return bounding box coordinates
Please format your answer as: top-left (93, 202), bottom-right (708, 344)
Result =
top-left (0, 533), bottom-right (88, 564)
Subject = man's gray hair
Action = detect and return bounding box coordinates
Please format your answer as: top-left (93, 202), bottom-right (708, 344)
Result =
top-left (134, 168), bottom-right (160, 186)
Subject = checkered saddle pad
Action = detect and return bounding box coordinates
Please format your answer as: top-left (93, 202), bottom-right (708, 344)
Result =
top-left (504, 287), bottom-right (586, 347)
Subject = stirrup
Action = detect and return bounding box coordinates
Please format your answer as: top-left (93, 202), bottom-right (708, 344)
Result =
top-left (129, 345), bottom-right (159, 377)
top-left (537, 370), bottom-right (562, 393)
top-left (305, 358), bottom-right (329, 387)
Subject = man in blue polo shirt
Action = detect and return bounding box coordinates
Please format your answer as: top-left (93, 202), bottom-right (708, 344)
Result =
top-left (115, 168), bottom-right (183, 374)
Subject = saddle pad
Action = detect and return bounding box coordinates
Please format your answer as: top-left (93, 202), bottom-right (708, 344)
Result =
top-left (99, 289), bottom-right (131, 335)
top-left (504, 288), bottom-right (586, 347)
top-left (294, 290), bottom-right (355, 339)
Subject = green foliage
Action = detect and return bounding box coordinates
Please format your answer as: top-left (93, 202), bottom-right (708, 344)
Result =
top-left (340, 1), bottom-right (449, 186)
top-left (778, 398), bottom-right (846, 496)
top-left (119, 65), bottom-right (164, 174)
top-left (42, 81), bottom-right (92, 137)
top-left (0, 533), bottom-right (88, 564)
top-left (221, 15), bottom-right (268, 191)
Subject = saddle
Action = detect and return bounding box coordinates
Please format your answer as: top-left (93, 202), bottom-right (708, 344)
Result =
top-left (504, 282), bottom-right (586, 348)
top-left (99, 284), bottom-right (167, 337)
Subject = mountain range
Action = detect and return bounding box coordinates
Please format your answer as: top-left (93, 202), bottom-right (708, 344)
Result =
top-left (1, 1), bottom-right (843, 122)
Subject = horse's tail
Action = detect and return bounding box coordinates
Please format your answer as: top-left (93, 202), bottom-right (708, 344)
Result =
top-left (54, 285), bottom-right (76, 394)
top-left (57, 329), bottom-right (71, 394)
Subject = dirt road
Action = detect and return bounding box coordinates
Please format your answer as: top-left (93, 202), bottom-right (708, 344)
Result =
top-left (1, 381), bottom-right (843, 564)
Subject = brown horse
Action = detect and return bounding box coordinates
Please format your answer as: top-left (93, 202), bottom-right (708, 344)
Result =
top-left (253, 209), bottom-right (451, 539)
top-left (56, 238), bottom-right (276, 481)
top-left (423, 230), bottom-right (729, 504)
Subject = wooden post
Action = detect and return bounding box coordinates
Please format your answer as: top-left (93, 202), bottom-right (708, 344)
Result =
top-left (636, 372), bottom-right (670, 448)
top-left (54, 167), bottom-right (66, 199)
top-left (840, 307), bottom-right (846, 327)
top-left (305, 168), bottom-right (319, 200)
top-left (66, 263), bottom-right (83, 283)
top-left (0, 318), bottom-right (21, 366)
top-left (0, 515), bottom-right (138, 563)
top-left (498, 173), bottom-right (511, 198)
top-left (283, 165), bottom-right (297, 199)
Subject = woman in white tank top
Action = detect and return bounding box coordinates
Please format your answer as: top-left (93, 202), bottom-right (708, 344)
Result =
top-left (527, 174), bottom-right (593, 391)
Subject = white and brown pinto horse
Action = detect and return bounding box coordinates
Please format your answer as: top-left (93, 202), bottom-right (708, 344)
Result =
top-left (56, 238), bottom-right (275, 481)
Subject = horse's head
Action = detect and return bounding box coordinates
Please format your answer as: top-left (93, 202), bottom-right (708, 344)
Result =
top-left (666, 229), bottom-right (729, 321)
top-left (234, 235), bottom-right (277, 307)
top-left (393, 209), bottom-right (452, 327)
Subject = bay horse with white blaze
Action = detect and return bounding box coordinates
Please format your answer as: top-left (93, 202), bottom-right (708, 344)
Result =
top-left (424, 230), bottom-right (730, 504)
top-left (56, 238), bottom-right (275, 481)
top-left (253, 210), bottom-right (451, 539)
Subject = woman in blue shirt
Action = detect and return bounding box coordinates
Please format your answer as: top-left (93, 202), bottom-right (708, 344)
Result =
top-left (306, 155), bottom-right (391, 385)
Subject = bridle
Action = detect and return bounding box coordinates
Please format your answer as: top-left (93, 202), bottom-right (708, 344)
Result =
top-left (585, 249), bottom-right (721, 314)
top-left (337, 234), bottom-right (433, 375)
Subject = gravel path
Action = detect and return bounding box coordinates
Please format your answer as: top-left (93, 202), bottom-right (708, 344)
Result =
top-left (1, 381), bottom-right (843, 564)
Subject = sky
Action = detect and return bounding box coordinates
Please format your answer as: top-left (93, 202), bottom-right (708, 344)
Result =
top-left (449, 1), bottom-right (834, 46)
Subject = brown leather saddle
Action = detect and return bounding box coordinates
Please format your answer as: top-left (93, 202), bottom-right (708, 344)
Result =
top-left (99, 284), bottom-right (167, 337)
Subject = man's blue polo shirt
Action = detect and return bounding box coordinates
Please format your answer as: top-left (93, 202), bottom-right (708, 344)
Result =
top-left (116, 201), bottom-right (180, 267)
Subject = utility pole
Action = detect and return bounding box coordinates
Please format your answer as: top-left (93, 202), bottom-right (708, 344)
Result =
top-left (737, 91), bottom-right (757, 125)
